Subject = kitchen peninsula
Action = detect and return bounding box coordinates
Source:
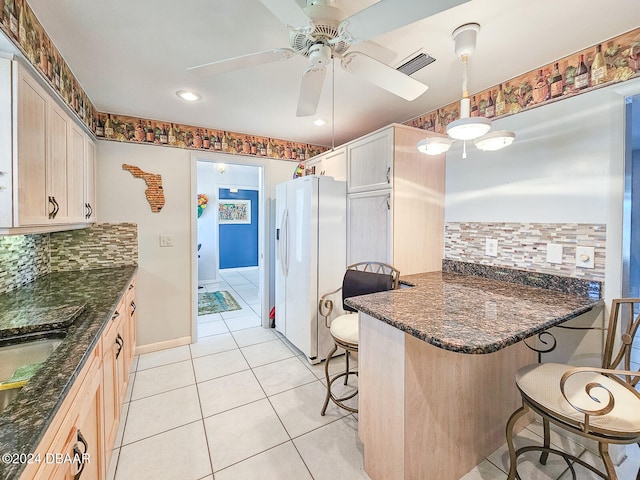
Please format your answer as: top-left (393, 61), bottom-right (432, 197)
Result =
top-left (347, 261), bottom-right (603, 480)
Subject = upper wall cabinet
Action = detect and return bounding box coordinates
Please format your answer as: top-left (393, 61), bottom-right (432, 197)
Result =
top-left (347, 129), bottom-right (394, 193)
top-left (0, 58), bottom-right (96, 234)
top-left (307, 124), bottom-right (446, 276)
top-left (305, 146), bottom-right (347, 181)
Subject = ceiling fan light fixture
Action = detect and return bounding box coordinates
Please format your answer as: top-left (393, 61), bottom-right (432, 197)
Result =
top-left (416, 137), bottom-right (452, 155)
top-left (176, 90), bottom-right (201, 102)
top-left (474, 130), bottom-right (516, 151)
top-left (313, 118), bottom-right (327, 126)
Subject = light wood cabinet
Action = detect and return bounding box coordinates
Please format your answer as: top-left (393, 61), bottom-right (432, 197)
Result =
top-left (20, 275), bottom-right (137, 480)
top-left (101, 297), bottom-right (125, 471)
top-left (84, 138), bottom-right (97, 223)
top-left (305, 146), bottom-right (347, 181)
top-left (68, 122), bottom-right (88, 224)
top-left (347, 190), bottom-right (392, 266)
top-left (50, 351), bottom-right (104, 480)
top-left (20, 342), bottom-right (103, 480)
top-left (346, 124), bottom-right (446, 275)
top-left (347, 129), bottom-right (393, 193)
top-left (0, 58), bottom-right (97, 234)
top-left (16, 61), bottom-right (48, 225)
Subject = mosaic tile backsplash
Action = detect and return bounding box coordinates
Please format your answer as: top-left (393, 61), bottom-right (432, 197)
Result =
top-left (0, 223), bottom-right (138, 294)
top-left (0, 234), bottom-right (50, 294)
top-left (50, 223), bottom-right (138, 272)
top-left (444, 222), bottom-right (606, 281)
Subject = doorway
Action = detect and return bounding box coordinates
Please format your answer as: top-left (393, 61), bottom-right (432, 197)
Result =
top-left (195, 158), bottom-right (265, 342)
top-left (623, 94), bottom-right (640, 298)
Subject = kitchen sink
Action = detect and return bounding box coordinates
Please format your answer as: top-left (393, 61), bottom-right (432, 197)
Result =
top-left (0, 331), bottom-right (66, 413)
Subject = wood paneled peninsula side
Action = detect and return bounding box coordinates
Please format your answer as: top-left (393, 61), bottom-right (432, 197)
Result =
top-left (346, 262), bottom-right (603, 480)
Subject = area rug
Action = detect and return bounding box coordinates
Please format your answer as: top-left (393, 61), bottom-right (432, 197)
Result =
top-left (198, 291), bottom-right (241, 315)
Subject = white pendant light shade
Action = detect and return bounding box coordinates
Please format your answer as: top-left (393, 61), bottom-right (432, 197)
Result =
top-left (446, 116), bottom-right (492, 141)
top-left (416, 137), bottom-right (452, 155)
top-left (474, 130), bottom-right (516, 151)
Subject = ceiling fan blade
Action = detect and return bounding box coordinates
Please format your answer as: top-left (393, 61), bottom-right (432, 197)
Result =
top-left (259, 0), bottom-right (310, 27)
top-left (338, 0), bottom-right (470, 43)
top-left (341, 52), bottom-right (427, 101)
top-left (188, 48), bottom-right (295, 77)
top-left (296, 65), bottom-right (327, 117)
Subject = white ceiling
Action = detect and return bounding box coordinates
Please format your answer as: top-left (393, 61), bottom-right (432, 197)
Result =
top-left (25, 0), bottom-right (640, 147)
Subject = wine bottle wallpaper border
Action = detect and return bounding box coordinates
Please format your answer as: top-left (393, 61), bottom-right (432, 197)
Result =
top-left (405, 27), bottom-right (640, 134)
top-left (1, 1), bottom-right (639, 159)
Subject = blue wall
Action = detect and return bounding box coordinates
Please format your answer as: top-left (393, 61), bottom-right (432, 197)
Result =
top-left (219, 189), bottom-right (259, 269)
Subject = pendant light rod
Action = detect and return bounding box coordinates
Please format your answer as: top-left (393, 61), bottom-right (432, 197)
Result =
top-left (331, 56), bottom-right (335, 151)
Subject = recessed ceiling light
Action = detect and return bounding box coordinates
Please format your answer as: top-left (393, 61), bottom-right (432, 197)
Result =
top-left (313, 118), bottom-right (326, 126)
top-left (176, 90), bottom-right (201, 102)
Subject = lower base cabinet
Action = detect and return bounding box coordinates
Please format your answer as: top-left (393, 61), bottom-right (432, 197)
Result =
top-left (20, 276), bottom-right (136, 480)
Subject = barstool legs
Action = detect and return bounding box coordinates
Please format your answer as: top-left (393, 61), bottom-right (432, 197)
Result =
top-left (320, 342), bottom-right (358, 416)
top-left (321, 344), bottom-right (338, 416)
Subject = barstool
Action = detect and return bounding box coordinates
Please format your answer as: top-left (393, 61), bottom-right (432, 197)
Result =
top-left (318, 262), bottom-right (400, 415)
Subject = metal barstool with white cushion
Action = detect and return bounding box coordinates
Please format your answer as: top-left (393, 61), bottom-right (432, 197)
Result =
top-left (318, 262), bottom-right (400, 415)
top-left (505, 298), bottom-right (640, 480)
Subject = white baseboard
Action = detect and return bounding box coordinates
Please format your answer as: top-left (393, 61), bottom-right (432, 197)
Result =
top-left (134, 336), bottom-right (192, 356)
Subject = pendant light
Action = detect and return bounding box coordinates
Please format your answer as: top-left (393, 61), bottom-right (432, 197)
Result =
top-left (418, 23), bottom-right (515, 157)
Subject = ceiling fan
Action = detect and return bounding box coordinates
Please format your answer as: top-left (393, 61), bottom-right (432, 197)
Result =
top-left (188, 0), bottom-right (469, 117)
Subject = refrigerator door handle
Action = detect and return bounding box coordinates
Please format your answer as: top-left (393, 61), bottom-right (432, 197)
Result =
top-left (279, 208), bottom-right (290, 276)
top-left (283, 209), bottom-right (289, 276)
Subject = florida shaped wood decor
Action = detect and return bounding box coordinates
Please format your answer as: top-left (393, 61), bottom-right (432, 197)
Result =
top-left (122, 164), bottom-right (165, 212)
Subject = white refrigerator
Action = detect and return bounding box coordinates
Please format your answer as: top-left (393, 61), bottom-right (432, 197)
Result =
top-left (275, 175), bottom-right (346, 364)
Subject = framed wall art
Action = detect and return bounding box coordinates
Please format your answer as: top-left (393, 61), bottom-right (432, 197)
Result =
top-left (218, 200), bottom-right (251, 224)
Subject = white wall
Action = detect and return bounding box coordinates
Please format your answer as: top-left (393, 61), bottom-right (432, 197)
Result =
top-left (97, 140), bottom-right (297, 350)
top-left (446, 78), bottom-right (640, 304)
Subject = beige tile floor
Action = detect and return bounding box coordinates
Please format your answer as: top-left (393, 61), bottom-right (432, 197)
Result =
top-left (106, 267), bottom-right (640, 480)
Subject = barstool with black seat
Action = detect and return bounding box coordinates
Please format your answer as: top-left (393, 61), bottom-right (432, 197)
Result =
top-left (318, 261), bottom-right (400, 415)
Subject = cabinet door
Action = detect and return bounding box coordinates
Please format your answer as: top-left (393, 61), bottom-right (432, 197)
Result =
top-left (347, 190), bottom-right (392, 266)
top-left (84, 138), bottom-right (97, 223)
top-left (126, 278), bottom-right (137, 359)
top-left (322, 146), bottom-right (346, 181)
top-left (67, 122), bottom-right (86, 223)
top-left (16, 65), bottom-right (48, 225)
top-left (347, 129), bottom-right (393, 193)
top-left (101, 307), bottom-right (123, 461)
top-left (48, 103), bottom-right (70, 224)
top-left (51, 355), bottom-right (103, 480)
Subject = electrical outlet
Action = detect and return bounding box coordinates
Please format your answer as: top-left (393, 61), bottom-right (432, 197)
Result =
top-left (576, 246), bottom-right (595, 269)
top-left (159, 235), bottom-right (174, 247)
top-left (546, 243), bottom-right (563, 264)
top-left (485, 238), bottom-right (498, 257)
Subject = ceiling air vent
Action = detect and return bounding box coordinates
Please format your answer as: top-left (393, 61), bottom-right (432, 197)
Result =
top-left (395, 50), bottom-right (436, 76)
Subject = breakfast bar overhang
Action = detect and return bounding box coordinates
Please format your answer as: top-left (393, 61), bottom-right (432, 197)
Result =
top-left (345, 266), bottom-right (604, 480)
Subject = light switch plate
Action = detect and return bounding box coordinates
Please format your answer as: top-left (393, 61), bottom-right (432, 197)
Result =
top-left (575, 246), bottom-right (595, 269)
top-left (546, 243), bottom-right (563, 264)
top-left (159, 235), bottom-right (174, 247)
top-left (485, 238), bottom-right (498, 257)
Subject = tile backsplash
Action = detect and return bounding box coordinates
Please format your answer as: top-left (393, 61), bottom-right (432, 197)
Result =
top-left (50, 223), bottom-right (138, 272)
top-left (0, 223), bottom-right (137, 294)
top-left (444, 222), bottom-right (605, 281)
top-left (0, 234), bottom-right (50, 294)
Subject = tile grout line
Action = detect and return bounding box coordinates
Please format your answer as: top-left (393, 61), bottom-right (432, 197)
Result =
top-left (189, 344), bottom-right (216, 479)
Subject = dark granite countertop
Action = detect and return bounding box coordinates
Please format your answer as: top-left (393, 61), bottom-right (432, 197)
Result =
top-left (345, 270), bottom-right (604, 354)
top-left (0, 267), bottom-right (137, 480)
